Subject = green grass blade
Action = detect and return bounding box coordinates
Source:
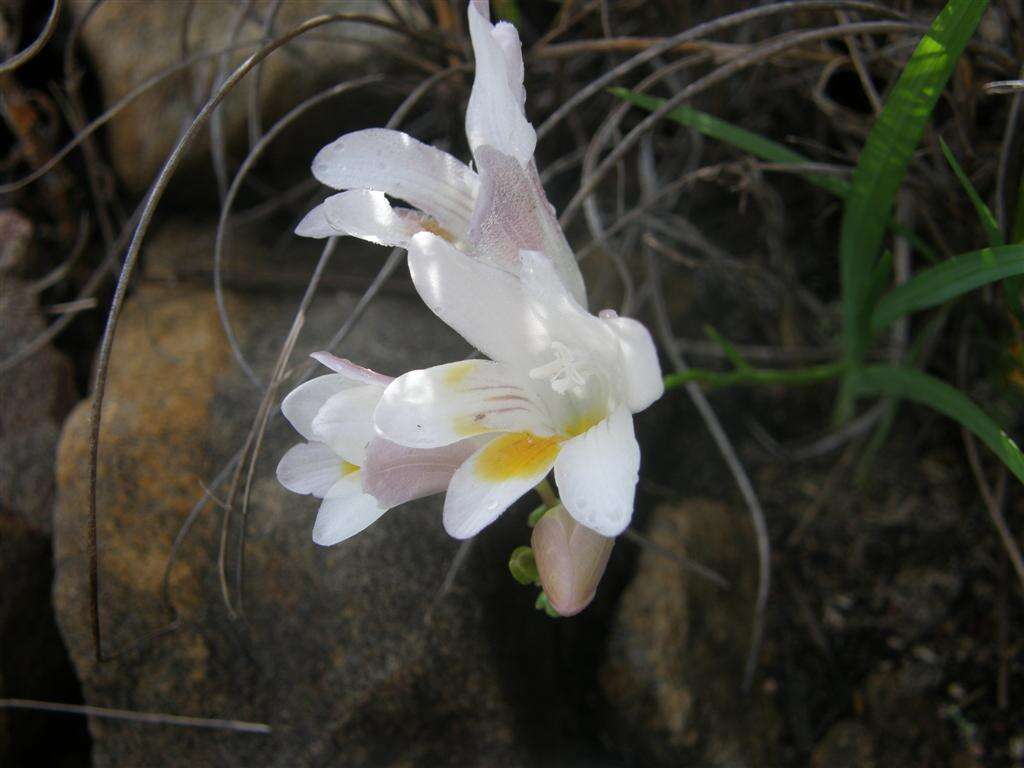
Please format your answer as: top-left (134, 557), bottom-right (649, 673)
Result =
top-left (850, 365), bottom-right (1024, 485)
top-left (938, 136), bottom-right (1003, 247)
top-left (839, 0), bottom-right (988, 380)
top-left (609, 88), bottom-right (852, 197)
top-left (871, 245), bottom-right (1024, 331)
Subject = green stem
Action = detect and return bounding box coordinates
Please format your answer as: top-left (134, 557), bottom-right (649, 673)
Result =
top-left (663, 361), bottom-right (845, 391)
top-left (534, 478), bottom-right (558, 508)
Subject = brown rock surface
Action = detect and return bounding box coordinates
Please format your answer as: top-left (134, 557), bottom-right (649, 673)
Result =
top-left (0, 231), bottom-right (77, 532)
top-left (600, 499), bottom-right (782, 766)
top-left (68, 0), bottom-right (401, 194)
top-left (51, 222), bottom-right (571, 766)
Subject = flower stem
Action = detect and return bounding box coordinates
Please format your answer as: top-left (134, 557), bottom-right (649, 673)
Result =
top-left (534, 478), bottom-right (559, 508)
top-left (663, 361), bottom-right (845, 391)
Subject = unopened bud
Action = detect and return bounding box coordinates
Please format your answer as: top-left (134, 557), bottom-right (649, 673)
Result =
top-left (530, 504), bottom-right (614, 616)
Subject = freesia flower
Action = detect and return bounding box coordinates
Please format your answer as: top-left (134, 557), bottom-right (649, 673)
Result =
top-left (372, 239), bottom-right (662, 538)
top-left (284, 0), bottom-right (663, 558)
top-left (531, 505), bottom-right (614, 616)
top-left (276, 352), bottom-right (477, 545)
top-left (294, 0), bottom-right (586, 305)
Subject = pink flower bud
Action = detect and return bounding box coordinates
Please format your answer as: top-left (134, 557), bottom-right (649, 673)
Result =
top-left (531, 505), bottom-right (614, 616)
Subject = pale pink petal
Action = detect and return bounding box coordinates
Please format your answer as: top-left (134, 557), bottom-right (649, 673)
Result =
top-left (361, 436), bottom-right (483, 508)
top-left (374, 360), bottom-right (549, 449)
top-left (598, 310), bottom-right (664, 413)
top-left (531, 505), bottom-right (614, 616)
top-left (276, 441), bottom-right (343, 498)
top-left (553, 405), bottom-right (640, 536)
top-left (310, 352), bottom-right (393, 386)
top-left (442, 432), bottom-right (559, 538)
top-left (294, 201), bottom-right (338, 238)
top-left (465, 1), bottom-right (536, 165)
top-left (297, 189), bottom-right (431, 246)
top-left (312, 473), bottom-right (387, 546)
top-left (407, 232), bottom-right (544, 368)
top-left (311, 128), bottom-right (478, 239)
top-left (468, 146), bottom-right (586, 305)
top-left (281, 374), bottom-right (351, 441)
top-left (311, 384), bottom-right (384, 465)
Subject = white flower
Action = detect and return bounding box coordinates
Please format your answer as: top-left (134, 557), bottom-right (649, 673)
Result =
top-left (370, 238), bottom-right (662, 538)
top-left (276, 352), bottom-right (478, 545)
top-left (294, 0), bottom-right (586, 306)
top-left (284, 0), bottom-right (664, 547)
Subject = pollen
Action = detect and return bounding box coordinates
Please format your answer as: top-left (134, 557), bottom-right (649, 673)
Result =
top-left (475, 432), bottom-right (561, 481)
top-left (421, 217), bottom-right (457, 244)
top-left (444, 361), bottom-right (475, 388)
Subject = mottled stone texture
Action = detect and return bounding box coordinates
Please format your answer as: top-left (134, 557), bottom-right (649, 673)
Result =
top-left (52, 223), bottom-right (582, 766)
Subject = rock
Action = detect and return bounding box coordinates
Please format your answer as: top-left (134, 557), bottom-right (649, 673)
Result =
top-left (600, 500), bottom-right (782, 766)
top-left (68, 0), bottom-right (402, 194)
top-left (811, 721), bottom-right (875, 768)
top-left (0, 512), bottom-right (90, 767)
top-left (0, 263), bottom-right (77, 534)
top-left (0, 209), bottom-right (34, 274)
top-left (52, 220), bottom-right (591, 766)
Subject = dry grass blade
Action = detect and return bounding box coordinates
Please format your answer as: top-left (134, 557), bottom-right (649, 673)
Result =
top-left (0, 0), bottom-right (62, 74)
top-left (0, 699), bottom-right (271, 734)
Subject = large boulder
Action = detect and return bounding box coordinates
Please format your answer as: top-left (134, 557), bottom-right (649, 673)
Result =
top-left (68, 0), bottom-right (402, 194)
top-left (600, 499), bottom-right (783, 766)
top-left (0, 213), bottom-right (77, 533)
top-left (52, 221), bottom-right (587, 766)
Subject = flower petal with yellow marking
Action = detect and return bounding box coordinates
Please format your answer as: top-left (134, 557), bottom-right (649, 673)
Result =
top-left (443, 433), bottom-right (559, 539)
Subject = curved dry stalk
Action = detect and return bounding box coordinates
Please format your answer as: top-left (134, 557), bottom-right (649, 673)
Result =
top-left (0, 699), bottom-right (270, 734)
top-left (0, 13), bottom-right (431, 196)
top-left (638, 136), bottom-right (770, 692)
top-left (212, 75), bottom-right (386, 387)
top-left (0, 0), bottom-right (62, 74)
top-left (533, 1), bottom-right (908, 142)
top-left (562, 20), bottom-right (931, 229)
top-left (85, 9), bottom-right (432, 664)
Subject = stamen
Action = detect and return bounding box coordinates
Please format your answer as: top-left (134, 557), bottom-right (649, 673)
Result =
top-left (529, 341), bottom-right (592, 397)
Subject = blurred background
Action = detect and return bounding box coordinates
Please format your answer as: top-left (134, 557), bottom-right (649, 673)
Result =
top-left (0, 0), bottom-right (1021, 765)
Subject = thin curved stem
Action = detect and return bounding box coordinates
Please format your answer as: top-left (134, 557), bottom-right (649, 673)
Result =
top-left (0, 0), bottom-right (62, 74)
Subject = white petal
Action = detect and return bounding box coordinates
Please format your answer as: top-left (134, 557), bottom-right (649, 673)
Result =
top-left (519, 250), bottom-right (619, 370)
top-left (276, 441), bottom-right (343, 498)
top-left (553, 405), bottom-right (640, 536)
top-left (310, 352), bottom-right (393, 386)
top-left (311, 128), bottom-right (478, 240)
top-left (318, 190), bottom-right (428, 247)
top-left (311, 384), bottom-right (384, 465)
top-left (443, 433), bottom-right (559, 538)
top-left (469, 146), bottom-right (586, 305)
top-left (361, 436), bottom-right (482, 508)
top-left (294, 201), bottom-right (338, 238)
top-left (374, 360), bottom-right (549, 449)
top-left (465, 1), bottom-right (536, 165)
top-left (407, 232), bottom-right (543, 367)
top-left (281, 374), bottom-right (352, 441)
top-left (599, 311), bottom-right (664, 412)
top-left (312, 473), bottom-right (387, 546)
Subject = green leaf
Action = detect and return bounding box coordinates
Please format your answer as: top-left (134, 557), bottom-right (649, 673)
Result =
top-left (838, 0), bottom-right (987, 405)
top-left (871, 245), bottom-right (1024, 331)
top-left (509, 546), bottom-right (539, 586)
top-left (850, 365), bottom-right (1024, 485)
top-left (609, 88), bottom-right (851, 197)
top-left (938, 136), bottom-right (1003, 247)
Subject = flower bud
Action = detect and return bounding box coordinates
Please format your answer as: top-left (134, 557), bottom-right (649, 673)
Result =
top-left (530, 504), bottom-right (614, 616)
